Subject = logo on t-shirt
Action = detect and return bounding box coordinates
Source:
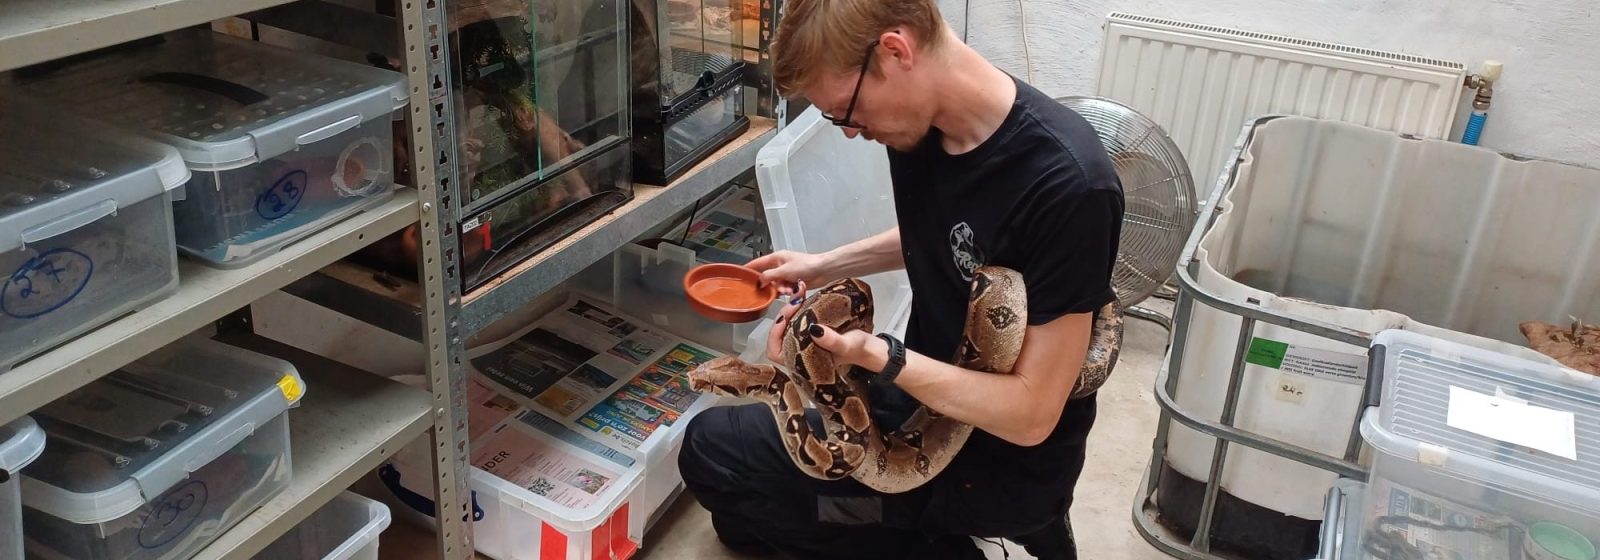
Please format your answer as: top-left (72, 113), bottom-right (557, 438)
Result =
top-left (948, 222), bottom-right (985, 282)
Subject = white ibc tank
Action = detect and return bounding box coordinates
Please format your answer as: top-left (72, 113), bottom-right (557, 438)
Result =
top-left (1166, 116), bottom-right (1600, 519)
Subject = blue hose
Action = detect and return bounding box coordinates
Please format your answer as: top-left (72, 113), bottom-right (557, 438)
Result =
top-left (1462, 110), bottom-right (1488, 145)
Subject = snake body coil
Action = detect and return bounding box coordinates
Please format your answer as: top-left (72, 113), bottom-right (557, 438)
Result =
top-left (688, 266), bottom-right (1121, 493)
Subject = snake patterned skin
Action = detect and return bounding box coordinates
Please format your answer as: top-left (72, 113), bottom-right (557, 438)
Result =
top-left (687, 266), bottom-right (1123, 493)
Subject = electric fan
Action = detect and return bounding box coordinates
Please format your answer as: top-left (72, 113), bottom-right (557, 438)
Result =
top-left (1056, 96), bottom-right (1197, 325)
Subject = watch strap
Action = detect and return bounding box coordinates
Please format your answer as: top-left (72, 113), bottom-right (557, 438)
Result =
top-left (875, 333), bottom-right (906, 384)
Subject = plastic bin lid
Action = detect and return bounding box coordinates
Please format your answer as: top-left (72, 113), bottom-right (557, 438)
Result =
top-left (0, 416), bottom-right (46, 475)
top-left (1362, 329), bottom-right (1600, 515)
top-left (0, 100), bottom-right (189, 254)
top-left (20, 336), bottom-right (305, 524)
top-left (5, 28), bottom-right (407, 172)
top-left (754, 106), bottom-right (911, 331)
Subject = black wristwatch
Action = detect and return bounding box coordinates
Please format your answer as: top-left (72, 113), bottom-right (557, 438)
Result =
top-left (874, 333), bottom-right (906, 385)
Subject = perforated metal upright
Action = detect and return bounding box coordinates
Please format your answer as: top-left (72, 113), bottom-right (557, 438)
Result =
top-left (401, 0), bottom-right (476, 558)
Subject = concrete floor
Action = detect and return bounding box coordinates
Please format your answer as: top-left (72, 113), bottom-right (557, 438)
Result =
top-left (634, 307), bottom-right (1175, 560)
top-left (380, 305), bottom-right (1176, 560)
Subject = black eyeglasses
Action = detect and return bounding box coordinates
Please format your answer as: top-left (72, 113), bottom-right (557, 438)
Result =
top-left (822, 40), bottom-right (879, 129)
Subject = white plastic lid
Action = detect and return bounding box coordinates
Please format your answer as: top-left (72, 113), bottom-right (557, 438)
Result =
top-left (754, 106), bottom-right (912, 334)
top-left (0, 416), bottom-right (46, 475)
top-left (6, 29), bottom-right (407, 171)
top-left (0, 98), bottom-right (189, 254)
top-left (21, 337), bottom-right (305, 524)
top-left (1363, 329), bottom-right (1600, 516)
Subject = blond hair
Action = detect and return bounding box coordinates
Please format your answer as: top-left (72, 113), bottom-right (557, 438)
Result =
top-left (772, 0), bottom-right (947, 96)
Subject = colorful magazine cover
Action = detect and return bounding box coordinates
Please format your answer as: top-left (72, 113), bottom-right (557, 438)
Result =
top-left (573, 342), bottom-right (716, 448)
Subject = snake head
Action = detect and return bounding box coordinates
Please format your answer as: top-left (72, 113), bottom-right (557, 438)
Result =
top-left (687, 357), bottom-right (776, 397)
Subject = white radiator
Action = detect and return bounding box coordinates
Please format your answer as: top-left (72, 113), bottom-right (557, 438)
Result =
top-left (1096, 13), bottom-right (1467, 195)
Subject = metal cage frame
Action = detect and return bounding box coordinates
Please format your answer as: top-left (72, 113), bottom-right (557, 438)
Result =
top-left (1131, 116), bottom-right (1384, 560)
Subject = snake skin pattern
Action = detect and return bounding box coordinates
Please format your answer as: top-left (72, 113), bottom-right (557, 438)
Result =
top-left (687, 266), bottom-right (1123, 493)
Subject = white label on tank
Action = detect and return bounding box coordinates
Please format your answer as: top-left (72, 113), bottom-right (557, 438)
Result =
top-left (1245, 337), bottom-right (1367, 385)
top-left (1274, 375), bottom-right (1307, 404)
top-left (1446, 385), bottom-right (1578, 460)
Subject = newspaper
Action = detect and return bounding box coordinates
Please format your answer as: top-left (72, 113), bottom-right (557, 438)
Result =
top-left (678, 187), bottom-right (770, 264)
top-left (472, 423), bottom-right (624, 510)
top-left (470, 296), bottom-right (721, 451)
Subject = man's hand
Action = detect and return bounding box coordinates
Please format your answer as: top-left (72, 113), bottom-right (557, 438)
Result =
top-left (764, 281), bottom-right (806, 363)
top-left (747, 251), bottom-right (829, 296)
top-left (805, 324), bottom-right (890, 373)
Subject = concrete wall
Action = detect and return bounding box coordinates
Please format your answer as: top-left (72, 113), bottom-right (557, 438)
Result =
top-left (947, 0), bottom-right (1600, 167)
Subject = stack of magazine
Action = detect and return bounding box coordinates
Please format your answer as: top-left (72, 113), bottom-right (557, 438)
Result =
top-left (450, 295), bottom-right (726, 511)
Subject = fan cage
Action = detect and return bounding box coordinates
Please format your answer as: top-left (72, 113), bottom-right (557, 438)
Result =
top-left (1057, 96), bottom-right (1197, 307)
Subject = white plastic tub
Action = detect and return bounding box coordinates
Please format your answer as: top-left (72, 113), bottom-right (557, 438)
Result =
top-left (1354, 330), bottom-right (1600, 560)
top-left (258, 491), bottom-right (392, 560)
top-left (0, 101), bottom-right (189, 371)
top-left (0, 416), bottom-right (46, 560)
top-left (752, 106), bottom-right (913, 339)
top-left (568, 241), bottom-right (770, 360)
top-left (7, 28), bottom-right (407, 268)
top-left (377, 298), bottom-right (725, 560)
top-left (20, 337), bottom-right (305, 560)
top-left (380, 393), bottom-right (717, 560)
top-left (1162, 115), bottom-right (1599, 522)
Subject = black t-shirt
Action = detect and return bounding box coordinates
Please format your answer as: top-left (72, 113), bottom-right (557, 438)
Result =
top-left (879, 77), bottom-right (1123, 527)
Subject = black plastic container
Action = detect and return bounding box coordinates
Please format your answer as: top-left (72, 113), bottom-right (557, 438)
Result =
top-left (629, 0), bottom-right (751, 184)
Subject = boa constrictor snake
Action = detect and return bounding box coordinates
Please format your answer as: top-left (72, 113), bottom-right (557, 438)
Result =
top-left (687, 266), bottom-right (1123, 493)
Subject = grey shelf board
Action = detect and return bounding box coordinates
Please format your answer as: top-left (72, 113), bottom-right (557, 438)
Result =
top-left (288, 120), bottom-right (777, 338)
top-left (0, 190), bottom-right (419, 427)
top-left (193, 333), bottom-right (434, 560)
top-left (0, 0), bottom-right (300, 72)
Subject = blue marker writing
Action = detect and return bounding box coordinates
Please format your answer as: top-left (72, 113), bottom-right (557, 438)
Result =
top-left (2, 248), bottom-right (93, 319)
top-left (256, 169), bottom-right (308, 220)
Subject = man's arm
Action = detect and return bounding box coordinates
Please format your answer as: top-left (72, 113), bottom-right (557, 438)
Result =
top-left (819, 227), bottom-right (904, 279)
top-left (748, 227), bottom-right (902, 294)
top-left (810, 310), bottom-right (1093, 446)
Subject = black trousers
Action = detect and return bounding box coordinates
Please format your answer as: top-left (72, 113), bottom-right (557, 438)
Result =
top-left (678, 394), bottom-right (1097, 560)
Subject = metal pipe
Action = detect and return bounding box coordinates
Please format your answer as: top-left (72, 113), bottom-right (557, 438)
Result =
top-left (1142, 290), bottom-right (1196, 497)
top-left (1191, 314), bottom-right (1258, 551)
top-left (1461, 61), bottom-right (1502, 146)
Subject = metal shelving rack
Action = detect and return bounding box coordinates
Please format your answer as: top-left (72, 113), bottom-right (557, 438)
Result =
top-left (0, 0), bottom-right (471, 558)
top-left (0, 0), bottom-right (782, 558)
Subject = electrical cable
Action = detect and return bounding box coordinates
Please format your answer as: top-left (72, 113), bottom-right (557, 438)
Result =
top-left (1014, 0), bottom-right (1034, 83)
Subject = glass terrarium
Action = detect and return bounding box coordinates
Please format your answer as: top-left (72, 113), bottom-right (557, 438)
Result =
top-left (448, 0), bottom-right (636, 289)
top-left (629, 0), bottom-right (752, 184)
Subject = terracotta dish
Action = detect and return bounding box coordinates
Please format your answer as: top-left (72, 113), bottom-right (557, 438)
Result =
top-left (684, 263), bottom-right (776, 323)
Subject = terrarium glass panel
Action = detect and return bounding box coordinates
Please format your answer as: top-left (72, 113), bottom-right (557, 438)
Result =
top-left (450, 0), bottom-right (629, 208)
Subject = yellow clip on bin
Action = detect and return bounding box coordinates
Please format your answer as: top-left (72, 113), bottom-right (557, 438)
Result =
top-left (19, 337), bottom-right (305, 560)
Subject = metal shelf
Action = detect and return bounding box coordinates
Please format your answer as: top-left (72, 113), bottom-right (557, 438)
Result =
top-left (0, 0), bottom-right (300, 72)
top-left (193, 334), bottom-right (434, 560)
top-left (288, 119), bottom-right (778, 338)
top-left (0, 190), bottom-right (418, 427)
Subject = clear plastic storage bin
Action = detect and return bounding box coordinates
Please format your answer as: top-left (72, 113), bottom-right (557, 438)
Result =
top-left (753, 106), bottom-right (913, 338)
top-left (566, 241), bottom-right (770, 360)
top-left (20, 337), bottom-right (305, 560)
top-left (7, 29), bottom-right (407, 268)
top-left (0, 103), bottom-right (188, 372)
top-left (257, 491), bottom-right (392, 560)
top-left (1355, 329), bottom-right (1600, 560)
top-left (0, 417), bottom-right (46, 560)
top-left (376, 297), bottom-right (725, 560)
